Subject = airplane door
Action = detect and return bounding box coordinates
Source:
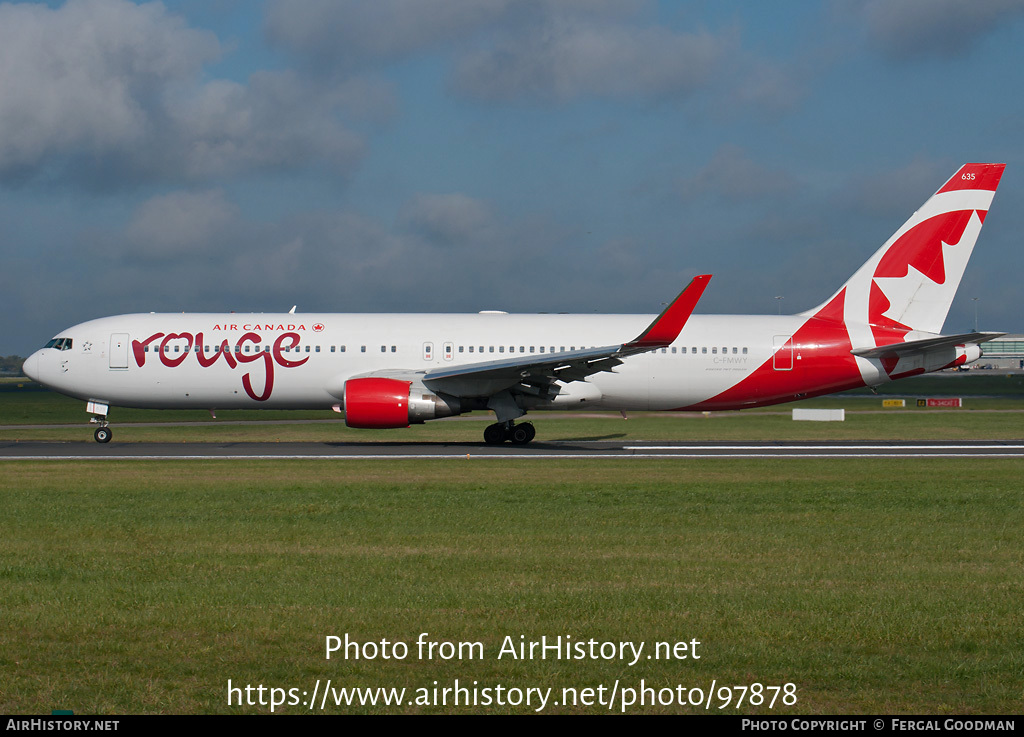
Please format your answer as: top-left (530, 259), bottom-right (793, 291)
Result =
top-left (422, 342), bottom-right (434, 361)
top-left (110, 333), bottom-right (130, 369)
top-left (443, 342), bottom-right (454, 361)
top-left (772, 335), bottom-right (793, 371)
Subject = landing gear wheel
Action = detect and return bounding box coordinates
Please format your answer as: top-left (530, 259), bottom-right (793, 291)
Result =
top-left (509, 422), bottom-right (536, 445)
top-left (94, 426), bottom-right (112, 444)
top-left (483, 423), bottom-right (507, 445)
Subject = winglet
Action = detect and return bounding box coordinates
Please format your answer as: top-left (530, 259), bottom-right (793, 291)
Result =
top-left (623, 274), bottom-right (711, 350)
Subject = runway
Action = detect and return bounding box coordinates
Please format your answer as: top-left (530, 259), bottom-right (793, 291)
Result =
top-left (4, 440), bottom-right (1024, 459)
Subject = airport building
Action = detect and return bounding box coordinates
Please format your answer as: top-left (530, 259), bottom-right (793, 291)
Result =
top-left (977, 335), bottom-right (1024, 370)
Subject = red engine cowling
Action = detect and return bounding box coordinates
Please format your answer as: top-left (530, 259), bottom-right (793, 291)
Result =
top-left (343, 378), bottom-right (413, 428)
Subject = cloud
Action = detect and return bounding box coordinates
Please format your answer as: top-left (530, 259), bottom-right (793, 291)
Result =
top-left (851, 0), bottom-right (1024, 61)
top-left (678, 146), bottom-right (799, 202)
top-left (838, 158), bottom-right (949, 218)
top-left (453, 20), bottom-right (734, 103)
top-left (0, 0), bottom-right (217, 175)
top-left (0, 0), bottom-right (370, 186)
top-left (266, 1), bottom-right (795, 109)
top-left (123, 190), bottom-right (239, 259)
top-left (265, 0), bottom-right (644, 70)
top-left (398, 193), bottom-right (494, 246)
top-left (167, 70), bottom-right (367, 179)
top-left (66, 188), bottom-right (688, 320)
top-left (265, 0), bottom-right (509, 70)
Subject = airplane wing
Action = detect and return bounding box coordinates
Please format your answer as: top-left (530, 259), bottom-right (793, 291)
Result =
top-left (851, 331), bottom-right (1004, 359)
top-left (421, 274), bottom-right (712, 400)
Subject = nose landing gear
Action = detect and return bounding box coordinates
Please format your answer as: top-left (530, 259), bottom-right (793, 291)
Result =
top-left (483, 420), bottom-right (536, 445)
top-left (87, 401), bottom-right (112, 443)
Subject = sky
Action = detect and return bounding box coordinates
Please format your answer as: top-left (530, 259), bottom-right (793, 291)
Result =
top-left (2, 0), bottom-right (1024, 356)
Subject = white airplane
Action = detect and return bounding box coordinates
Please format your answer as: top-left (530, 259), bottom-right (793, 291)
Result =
top-left (23, 163), bottom-right (1006, 444)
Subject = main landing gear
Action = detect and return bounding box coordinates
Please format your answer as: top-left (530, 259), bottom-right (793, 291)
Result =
top-left (483, 420), bottom-right (536, 445)
top-left (94, 425), bottom-right (112, 443)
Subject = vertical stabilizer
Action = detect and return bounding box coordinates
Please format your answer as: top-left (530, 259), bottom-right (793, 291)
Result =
top-left (805, 163), bottom-right (1004, 344)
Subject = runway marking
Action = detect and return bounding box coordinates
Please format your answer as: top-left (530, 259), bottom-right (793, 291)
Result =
top-left (627, 444), bottom-right (1024, 450)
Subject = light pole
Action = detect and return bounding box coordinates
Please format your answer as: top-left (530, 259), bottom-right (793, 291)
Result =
top-left (775, 296), bottom-right (784, 314)
top-left (972, 297), bottom-right (979, 332)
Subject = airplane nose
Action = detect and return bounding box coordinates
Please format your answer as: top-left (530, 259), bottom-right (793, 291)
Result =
top-left (22, 352), bottom-right (41, 383)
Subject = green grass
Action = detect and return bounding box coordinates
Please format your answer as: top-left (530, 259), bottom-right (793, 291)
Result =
top-left (1, 460), bottom-right (1021, 714)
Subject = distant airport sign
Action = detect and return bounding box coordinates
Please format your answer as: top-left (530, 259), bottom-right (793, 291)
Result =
top-left (918, 398), bottom-right (963, 407)
top-left (882, 399), bottom-right (906, 408)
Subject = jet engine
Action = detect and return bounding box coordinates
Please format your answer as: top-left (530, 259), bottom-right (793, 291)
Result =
top-left (957, 343), bottom-right (982, 366)
top-left (343, 377), bottom-right (462, 428)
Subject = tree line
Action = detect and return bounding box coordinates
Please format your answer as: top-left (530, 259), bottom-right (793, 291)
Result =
top-left (0, 355), bottom-right (27, 376)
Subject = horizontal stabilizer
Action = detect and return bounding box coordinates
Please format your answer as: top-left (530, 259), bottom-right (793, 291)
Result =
top-left (851, 332), bottom-right (1004, 359)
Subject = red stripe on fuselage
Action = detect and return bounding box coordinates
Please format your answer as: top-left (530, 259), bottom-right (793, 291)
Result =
top-left (681, 289), bottom-right (864, 410)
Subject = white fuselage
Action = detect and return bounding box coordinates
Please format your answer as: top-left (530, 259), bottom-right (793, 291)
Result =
top-left (24, 311), bottom-right (842, 413)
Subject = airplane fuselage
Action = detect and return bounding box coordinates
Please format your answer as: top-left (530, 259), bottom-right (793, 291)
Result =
top-left (24, 309), bottom-right (945, 415)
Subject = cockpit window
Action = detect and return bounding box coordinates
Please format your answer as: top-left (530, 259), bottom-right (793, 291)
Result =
top-left (45, 339), bottom-right (59, 349)
top-left (45, 338), bottom-right (73, 351)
